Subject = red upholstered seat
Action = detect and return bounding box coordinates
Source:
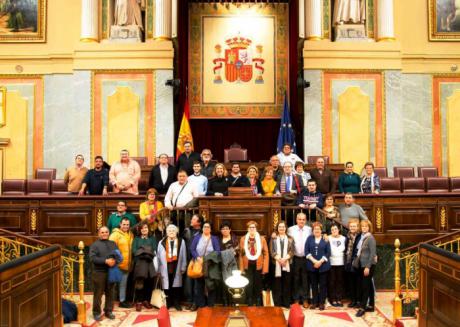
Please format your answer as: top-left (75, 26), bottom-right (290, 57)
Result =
top-left (380, 177), bottom-right (401, 193)
top-left (35, 168), bottom-right (57, 180)
top-left (450, 177), bottom-right (460, 193)
top-left (417, 166), bottom-right (438, 178)
top-left (132, 156), bottom-right (148, 166)
top-left (426, 177), bottom-right (449, 193)
top-left (157, 305), bottom-right (171, 327)
top-left (2, 179), bottom-right (26, 195)
top-left (27, 179), bottom-right (50, 195)
top-left (307, 155), bottom-right (330, 165)
top-left (224, 143), bottom-right (248, 163)
top-left (374, 167), bottom-right (388, 178)
top-left (288, 303), bottom-right (305, 327)
top-left (393, 167), bottom-right (415, 178)
top-left (51, 179), bottom-right (71, 195)
top-left (402, 177), bottom-right (425, 193)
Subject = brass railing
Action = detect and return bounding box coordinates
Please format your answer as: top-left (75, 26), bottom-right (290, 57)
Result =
top-left (393, 230), bottom-right (460, 321)
top-left (0, 228), bottom-right (87, 324)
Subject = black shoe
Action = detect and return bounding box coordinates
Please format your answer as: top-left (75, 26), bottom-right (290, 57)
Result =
top-left (356, 309), bottom-right (366, 317)
top-left (93, 313), bottom-right (103, 321)
top-left (175, 304), bottom-right (183, 311)
top-left (337, 301), bottom-right (344, 307)
top-left (319, 304), bottom-right (325, 311)
top-left (105, 312), bottom-right (116, 320)
top-left (188, 304), bottom-right (198, 311)
top-left (331, 302), bottom-right (338, 307)
top-left (348, 301), bottom-right (357, 308)
top-left (119, 301), bottom-right (132, 308)
top-left (365, 306), bottom-right (374, 312)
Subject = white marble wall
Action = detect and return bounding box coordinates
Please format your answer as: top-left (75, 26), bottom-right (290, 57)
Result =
top-left (303, 70), bottom-right (434, 173)
top-left (155, 70), bottom-right (174, 157)
top-left (304, 70), bottom-right (322, 160)
top-left (44, 72), bottom-right (91, 178)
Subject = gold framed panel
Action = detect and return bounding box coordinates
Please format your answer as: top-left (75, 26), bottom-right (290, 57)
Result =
top-left (0, 86), bottom-right (5, 127)
top-left (189, 3), bottom-right (289, 119)
top-left (429, 0), bottom-right (460, 41)
top-left (0, 0), bottom-right (46, 43)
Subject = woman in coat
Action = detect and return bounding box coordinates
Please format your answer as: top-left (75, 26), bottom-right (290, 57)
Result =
top-left (157, 224), bottom-right (187, 311)
top-left (132, 220), bottom-right (158, 311)
top-left (344, 218), bottom-right (361, 308)
top-left (246, 166), bottom-right (263, 195)
top-left (355, 220), bottom-right (377, 317)
top-left (270, 221), bottom-right (294, 308)
top-left (206, 163), bottom-right (229, 196)
top-left (305, 222), bottom-right (331, 310)
top-left (138, 188), bottom-right (164, 238)
top-left (360, 162), bottom-right (380, 194)
top-left (338, 161), bottom-right (361, 194)
top-left (219, 221), bottom-right (239, 306)
top-left (190, 221), bottom-right (221, 308)
top-left (239, 221), bottom-right (269, 306)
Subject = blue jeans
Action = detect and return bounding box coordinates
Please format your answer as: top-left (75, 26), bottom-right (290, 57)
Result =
top-left (119, 271), bottom-right (129, 302)
top-left (183, 274), bottom-right (196, 304)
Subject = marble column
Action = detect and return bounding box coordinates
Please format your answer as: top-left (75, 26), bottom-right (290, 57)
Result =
top-left (299, 0), bottom-right (305, 38)
top-left (80, 0), bottom-right (98, 42)
top-left (154, 0), bottom-right (172, 40)
top-left (305, 0), bottom-right (322, 41)
top-left (377, 0), bottom-right (395, 41)
top-left (171, 0), bottom-right (177, 38)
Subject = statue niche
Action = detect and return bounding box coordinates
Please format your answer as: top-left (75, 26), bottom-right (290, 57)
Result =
top-left (110, 0), bottom-right (145, 42)
top-left (333, 0), bottom-right (368, 41)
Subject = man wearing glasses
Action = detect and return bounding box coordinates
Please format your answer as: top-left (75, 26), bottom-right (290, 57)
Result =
top-left (200, 149), bottom-right (215, 178)
top-left (107, 200), bottom-right (137, 233)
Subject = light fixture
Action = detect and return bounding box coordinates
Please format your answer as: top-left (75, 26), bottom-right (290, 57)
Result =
top-left (225, 270), bottom-right (250, 327)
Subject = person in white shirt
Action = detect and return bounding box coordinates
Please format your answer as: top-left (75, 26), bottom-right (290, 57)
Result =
top-left (187, 161), bottom-right (208, 196)
top-left (328, 223), bottom-right (347, 307)
top-left (165, 170), bottom-right (198, 209)
top-left (277, 143), bottom-right (303, 167)
top-left (287, 212), bottom-right (312, 308)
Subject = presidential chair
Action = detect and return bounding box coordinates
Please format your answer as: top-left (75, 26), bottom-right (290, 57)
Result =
top-left (27, 179), bottom-right (51, 195)
top-left (307, 155), bottom-right (330, 165)
top-left (417, 166), bottom-right (439, 178)
top-left (224, 143), bottom-right (248, 163)
top-left (380, 177), bottom-right (401, 193)
top-left (394, 167), bottom-right (415, 178)
top-left (35, 168), bottom-right (57, 180)
top-left (402, 177), bottom-right (426, 193)
top-left (426, 177), bottom-right (449, 193)
top-left (2, 179), bottom-right (27, 195)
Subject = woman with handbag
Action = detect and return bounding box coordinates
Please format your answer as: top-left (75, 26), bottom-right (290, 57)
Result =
top-left (305, 222), bottom-right (331, 310)
top-left (355, 220), bottom-right (377, 317)
top-left (239, 221), bottom-right (269, 306)
top-left (157, 224), bottom-right (187, 311)
top-left (270, 221), bottom-right (294, 308)
top-left (132, 221), bottom-right (158, 311)
top-left (190, 221), bottom-right (221, 308)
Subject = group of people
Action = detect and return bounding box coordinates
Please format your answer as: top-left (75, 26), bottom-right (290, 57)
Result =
top-left (89, 191), bottom-right (376, 321)
top-left (64, 142), bottom-right (382, 201)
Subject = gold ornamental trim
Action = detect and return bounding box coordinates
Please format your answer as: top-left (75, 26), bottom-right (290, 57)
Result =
top-left (440, 206), bottom-right (447, 230)
top-left (30, 209), bottom-right (37, 233)
top-left (273, 209), bottom-right (280, 229)
top-left (376, 207), bottom-right (383, 231)
top-left (96, 209), bottom-right (103, 230)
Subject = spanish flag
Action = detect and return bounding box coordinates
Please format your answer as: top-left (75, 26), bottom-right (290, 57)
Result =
top-left (176, 98), bottom-right (194, 160)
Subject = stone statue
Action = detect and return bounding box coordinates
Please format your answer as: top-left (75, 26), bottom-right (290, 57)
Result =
top-left (333, 0), bottom-right (366, 25)
top-left (114, 0), bottom-right (144, 30)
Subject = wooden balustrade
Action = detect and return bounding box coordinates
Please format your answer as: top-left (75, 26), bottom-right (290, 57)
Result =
top-left (0, 193), bottom-right (460, 245)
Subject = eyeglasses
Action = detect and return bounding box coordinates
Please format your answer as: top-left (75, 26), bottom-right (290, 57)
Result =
top-left (249, 226), bottom-right (256, 229)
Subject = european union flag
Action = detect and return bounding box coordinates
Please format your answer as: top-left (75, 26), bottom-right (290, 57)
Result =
top-left (276, 94), bottom-right (297, 153)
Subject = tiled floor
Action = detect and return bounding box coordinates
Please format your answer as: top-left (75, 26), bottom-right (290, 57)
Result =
top-left (65, 292), bottom-right (405, 326)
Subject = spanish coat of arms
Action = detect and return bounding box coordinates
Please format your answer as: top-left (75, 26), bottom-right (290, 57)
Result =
top-left (212, 36), bottom-right (265, 84)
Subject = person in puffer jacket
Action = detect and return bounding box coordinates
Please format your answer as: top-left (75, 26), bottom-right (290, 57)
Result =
top-left (109, 217), bottom-right (134, 308)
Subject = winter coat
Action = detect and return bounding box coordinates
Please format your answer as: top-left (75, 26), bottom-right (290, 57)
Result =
top-left (157, 237), bottom-right (187, 289)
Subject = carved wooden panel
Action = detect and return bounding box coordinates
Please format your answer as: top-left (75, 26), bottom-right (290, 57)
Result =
top-left (384, 206), bottom-right (436, 231)
top-left (39, 210), bottom-right (93, 234)
top-left (0, 209), bottom-right (27, 233)
top-left (213, 213), bottom-right (266, 235)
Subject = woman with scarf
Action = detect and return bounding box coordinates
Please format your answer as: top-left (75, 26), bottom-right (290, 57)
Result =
top-left (360, 162), bottom-right (380, 194)
top-left (157, 224), bottom-right (187, 311)
top-left (246, 166), bottom-right (263, 196)
top-left (344, 218), bottom-right (361, 308)
top-left (239, 221), bottom-right (269, 306)
top-left (270, 221), bottom-right (294, 308)
top-left (305, 222), bottom-right (331, 310)
top-left (355, 220), bottom-right (377, 317)
top-left (132, 220), bottom-right (157, 311)
top-left (261, 166), bottom-right (277, 196)
top-left (190, 221), bottom-right (221, 308)
top-left (206, 163), bottom-right (229, 196)
top-left (139, 188), bottom-right (164, 238)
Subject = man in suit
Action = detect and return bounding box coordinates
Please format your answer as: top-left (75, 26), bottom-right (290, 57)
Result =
top-left (148, 153), bottom-right (176, 194)
top-left (275, 162), bottom-right (304, 206)
top-left (310, 157), bottom-right (336, 194)
top-left (176, 141), bottom-right (201, 176)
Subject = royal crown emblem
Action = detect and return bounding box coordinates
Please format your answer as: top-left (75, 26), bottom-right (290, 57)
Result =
top-left (213, 35), bottom-right (265, 84)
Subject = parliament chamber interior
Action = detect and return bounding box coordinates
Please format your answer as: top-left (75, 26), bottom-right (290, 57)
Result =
top-left (0, 0), bottom-right (459, 326)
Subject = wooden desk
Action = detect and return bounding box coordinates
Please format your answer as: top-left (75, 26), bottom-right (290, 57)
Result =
top-left (194, 307), bottom-right (287, 327)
